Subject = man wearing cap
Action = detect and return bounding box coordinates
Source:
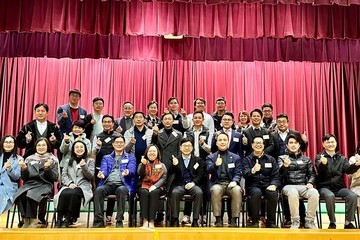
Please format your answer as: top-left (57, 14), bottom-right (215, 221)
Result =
top-left (57, 89), bottom-right (87, 136)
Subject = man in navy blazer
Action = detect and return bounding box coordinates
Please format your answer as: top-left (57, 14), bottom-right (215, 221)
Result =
top-left (57, 89), bottom-right (87, 135)
top-left (206, 133), bottom-right (242, 227)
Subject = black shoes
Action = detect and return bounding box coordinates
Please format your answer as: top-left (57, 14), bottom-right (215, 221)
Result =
top-left (344, 222), bottom-right (356, 229)
top-left (214, 217), bottom-right (223, 227)
top-left (229, 218), bottom-right (238, 228)
top-left (92, 221), bottom-right (105, 228)
top-left (191, 221), bottom-right (199, 227)
top-left (328, 222), bottom-right (336, 229)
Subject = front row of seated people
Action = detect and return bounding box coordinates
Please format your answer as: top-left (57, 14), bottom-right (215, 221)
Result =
top-left (1, 133), bottom-right (360, 229)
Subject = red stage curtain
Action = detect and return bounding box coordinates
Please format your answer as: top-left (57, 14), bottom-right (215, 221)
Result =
top-left (1, 0), bottom-right (360, 39)
top-left (1, 32), bottom-right (360, 62)
top-left (1, 57), bottom-right (359, 158)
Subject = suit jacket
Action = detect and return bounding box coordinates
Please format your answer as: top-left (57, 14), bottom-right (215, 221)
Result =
top-left (152, 128), bottom-right (183, 169)
top-left (168, 155), bottom-right (204, 190)
top-left (206, 151), bottom-right (242, 188)
top-left (57, 104), bottom-right (87, 135)
top-left (242, 127), bottom-right (274, 157)
top-left (211, 129), bottom-right (243, 158)
top-left (16, 120), bottom-right (62, 159)
top-left (271, 129), bottom-right (308, 159)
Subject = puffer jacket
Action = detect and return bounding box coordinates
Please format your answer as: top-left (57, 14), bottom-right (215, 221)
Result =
top-left (278, 153), bottom-right (316, 187)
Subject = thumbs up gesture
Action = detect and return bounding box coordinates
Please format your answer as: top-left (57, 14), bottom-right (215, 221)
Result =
top-left (215, 155), bottom-right (222, 166)
top-left (141, 156), bottom-right (148, 165)
top-left (283, 156), bottom-right (291, 167)
top-left (44, 159), bottom-right (53, 169)
top-left (5, 158), bottom-right (12, 170)
top-left (19, 159), bottom-right (26, 169)
top-left (253, 159), bottom-right (261, 173)
top-left (25, 131), bottom-right (32, 143)
top-left (122, 169), bottom-right (130, 176)
top-left (63, 133), bottom-right (71, 143)
top-left (49, 132), bottom-right (56, 142)
top-left (79, 159), bottom-right (86, 167)
top-left (172, 155), bottom-right (178, 166)
top-left (152, 124), bottom-right (159, 135)
top-left (301, 131), bottom-right (308, 143)
top-left (61, 110), bottom-right (68, 119)
top-left (97, 171), bottom-right (105, 179)
top-left (320, 154), bottom-right (328, 165)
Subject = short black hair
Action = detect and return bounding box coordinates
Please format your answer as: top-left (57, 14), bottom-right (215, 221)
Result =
top-left (102, 114), bottom-right (114, 123)
top-left (161, 112), bottom-right (174, 120)
top-left (194, 97), bottom-right (206, 106)
top-left (250, 109), bottom-right (263, 118)
top-left (72, 120), bottom-right (86, 129)
top-left (34, 103), bottom-right (49, 112)
top-left (92, 97), bottom-right (104, 104)
top-left (181, 138), bottom-right (193, 146)
top-left (322, 134), bottom-right (337, 142)
top-left (276, 113), bottom-right (289, 121)
top-left (193, 111), bottom-right (204, 118)
top-left (147, 100), bottom-right (158, 109)
top-left (261, 103), bottom-right (273, 110)
top-left (222, 112), bottom-right (234, 120)
top-left (167, 97), bottom-right (179, 105)
top-left (285, 133), bottom-right (300, 144)
top-left (216, 97), bottom-right (226, 103)
top-left (252, 135), bottom-right (264, 143)
top-left (133, 111), bottom-right (145, 118)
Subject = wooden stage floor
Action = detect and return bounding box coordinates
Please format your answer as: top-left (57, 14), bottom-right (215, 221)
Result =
top-left (1, 227), bottom-right (360, 240)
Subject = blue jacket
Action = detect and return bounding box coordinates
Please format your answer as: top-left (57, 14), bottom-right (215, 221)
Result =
top-left (57, 104), bottom-right (87, 135)
top-left (206, 151), bottom-right (242, 188)
top-left (0, 154), bottom-right (21, 213)
top-left (98, 151), bottom-right (137, 194)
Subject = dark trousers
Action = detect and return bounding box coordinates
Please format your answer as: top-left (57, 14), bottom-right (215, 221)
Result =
top-left (138, 188), bottom-right (166, 221)
top-left (248, 187), bottom-right (278, 225)
top-left (170, 185), bottom-right (203, 220)
top-left (57, 187), bottom-right (84, 220)
top-left (93, 184), bottom-right (129, 223)
top-left (17, 192), bottom-right (39, 218)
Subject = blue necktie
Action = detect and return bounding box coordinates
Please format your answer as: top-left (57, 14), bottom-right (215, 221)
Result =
top-left (184, 158), bottom-right (190, 168)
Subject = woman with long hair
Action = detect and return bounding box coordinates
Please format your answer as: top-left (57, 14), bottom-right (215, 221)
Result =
top-left (0, 135), bottom-right (22, 214)
top-left (54, 140), bottom-right (94, 228)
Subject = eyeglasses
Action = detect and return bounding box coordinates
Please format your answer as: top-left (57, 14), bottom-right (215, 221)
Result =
top-left (4, 141), bottom-right (15, 144)
top-left (253, 142), bottom-right (264, 145)
top-left (181, 144), bottom-right (193, 148)
top-left (222, 118), bottom-right (233, 122)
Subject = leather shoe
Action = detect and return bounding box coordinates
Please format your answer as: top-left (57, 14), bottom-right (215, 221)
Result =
top-left (116, 220), bottom-right (124, 228)
top-left (92, 221), bottom-right (105, 228)
top-left (266, 223), bottom-right (278, 228)
top-left (191, 221), bottom-right (199, 227)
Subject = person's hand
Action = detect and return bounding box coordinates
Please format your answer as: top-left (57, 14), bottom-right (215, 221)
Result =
top-left (5, 158), bottom-right (12, 170)
top-left (96, 138), bottom-right (102, 147)
top-left (149, 185), bottom-right (157, 192)
top-left (242, 136), bottom-right (248, 145)
top-left (97, 171), bottom-right (105, 179)
top-left (79, 159), bottom-right (86, 167)
top-left (228, 181), bottom-right (237, 189)
top-left (180, 108), bottom-right (187, 116)
top-left (185, 182), bottom-right (195, 190)
top-left (91, 118), bottom-right (96, 124)
top-left (320, 155), bottom-right (328, 165)
top-left (283, 156), bottom-right (291, 167)
top-left (25, 131), bottom-right (32, 143)
top-left (301, 131), bottom-right (308, 142)
top-left (252, 159), bottom-right (261, 173)
top-left (19, 159), bottom-right (26, 169)
top-left (122, 169), bottom-right (130, 176)
top-left (141, 156), bottom-right (148, 165)
top-left (69, 183), bottom-right (77, 189)
top-left (199, 138), bottom-right (205, 146)
top-left (44, 159), bottom-right (53, 169)
top-left (63, 133), bottom-right (71, 143)
top-left (266, 185), bottom-right (276, 191)
top-left (355, 155), bottom-right (360, 166)
top-left (172, 155), bottom-right (178, 166)
top-left (306, 183), bottom-right (314, 189)
top-left (61, 110), bottom-right (68, 119)
top-left (152, 125), bottom-right (159, 135)
top-left (130, 137), bottom-right (136, 144)
top-left (115, 126), bottom-right (123, 134)
top-left (215, 155), bottom-right (222, 166)
top-left (49, 132), bottom-right (56, 142)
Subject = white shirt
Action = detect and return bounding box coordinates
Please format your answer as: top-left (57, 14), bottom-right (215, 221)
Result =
top-left (36, 120), bottom-right (47, 135)
top-left (278, 129), bottom-right (289, 142)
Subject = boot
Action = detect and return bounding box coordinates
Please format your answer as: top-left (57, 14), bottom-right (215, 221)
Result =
top-left (55, 213), bottom-right (63, 228)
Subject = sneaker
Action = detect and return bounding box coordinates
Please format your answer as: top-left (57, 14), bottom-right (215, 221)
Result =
top-left (290, 220), bottom-right (300, 229)
top-left (344, 222), bottom-right (356, 229)
top-left (328, 222), bottom-right (336, 229)
top-left (200, 215), bottom-right (207, 226)
top-left (305, 220), bottom-right (317, 229)
top-left (181, 215), bottom-right (191, 225)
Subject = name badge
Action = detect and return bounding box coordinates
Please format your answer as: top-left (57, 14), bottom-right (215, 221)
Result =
top-left (104, 137), bottom-right (112, 143)
top-left (233, 137), bottom-right (239, 142)
top-left (80, 115), bottom-right (85, 119)
top-left (200, 135), bottom-right (206, 140)
top-left (172, 131), bottom-right (178, 137)
top-left (265, 162), bottom-right (272, 168)
top-left (155, 164), bottom-right (162, 169)
top-left (228, 163), bottom-right (235, 168)
top-left (193, 162), bottom-right (199, 170)
top-left (263, 135), bottom-right (269, 140)
top-left (296, 160), bottom-right (304, 165)
top-left (142, 135), bottom-right (147, 140)
top-left (30, 161), bottom-right (37, 165)
top-left (122, 159), bottom-right (129, 164)
top-left (173, 120), bottom-right (179, 124)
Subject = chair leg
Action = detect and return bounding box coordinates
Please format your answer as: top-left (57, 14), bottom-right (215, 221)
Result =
top-left (87, 200), bottom-right (92, 228)
top-left (10, 204), bottom-right (17, 228)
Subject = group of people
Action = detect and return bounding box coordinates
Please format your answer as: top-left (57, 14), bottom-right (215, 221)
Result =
top-left (1, 89), bottom-right (360, 230)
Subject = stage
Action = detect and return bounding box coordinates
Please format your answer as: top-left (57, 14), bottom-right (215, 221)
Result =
top-left (1, 227), bottom-right (360, 240)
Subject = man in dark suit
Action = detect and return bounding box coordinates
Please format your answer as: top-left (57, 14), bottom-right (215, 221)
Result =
top-left (56, 89), bottom-right (87, 135)
top-left (114, 102), bottom-right (134, 135)
top-left (168, 138), bottom-right (204, 227)
top-left (207, 133), bottom-right (242, 227)
top-left (242, 109), bottom-right (274, 157)
top-left (211, 112), bottom-right (243, 158)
